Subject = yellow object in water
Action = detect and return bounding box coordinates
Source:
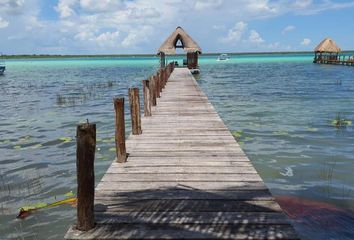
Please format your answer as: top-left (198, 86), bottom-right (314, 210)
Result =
top-left (17, 197), bottom-right (77, 219)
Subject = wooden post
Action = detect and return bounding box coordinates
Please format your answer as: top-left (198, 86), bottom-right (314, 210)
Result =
top-left (160, 52), bottom-right (166, 68)
top-left (156, 71), bottom-right (161, 98)
top-left (163, 68), bottom-right (167, 88)
top-left (142, 80), bottom-right (151, 117)
top-left (129, 88), bottom-right (142, 135)
top-left (167, 64), bottom-right (170, 79)
top-left (160, 69), bottom-right (164, 92)
top-left (76, 122), bottom-right (96, 231)
top-left (113, 98), bottom-right (127, 163)
top-left (160, 68), bottom-right (165, 89)
top-left (150, 75), bottom-right (157, 106)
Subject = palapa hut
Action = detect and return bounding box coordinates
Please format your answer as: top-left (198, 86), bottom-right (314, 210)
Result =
top-left (313, 37), bottom-right (341, 63)
top-left (158, 26), bottom-right (202, 73)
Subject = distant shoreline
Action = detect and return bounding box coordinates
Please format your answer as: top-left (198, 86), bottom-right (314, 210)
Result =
top-left (2, 51), bottom-right (354, 59)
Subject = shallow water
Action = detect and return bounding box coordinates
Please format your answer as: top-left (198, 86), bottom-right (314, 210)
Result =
top-left (0, 54), bottom-right (353, 239)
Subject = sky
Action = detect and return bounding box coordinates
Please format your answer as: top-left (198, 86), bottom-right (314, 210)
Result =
top-left (0, 0), bottom-right (354, 54)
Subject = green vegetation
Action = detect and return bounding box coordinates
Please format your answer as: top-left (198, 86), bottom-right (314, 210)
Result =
top-left (3, 51), bottom-right (354, 60)
top-left (331, 113), bottom-right (352, 128)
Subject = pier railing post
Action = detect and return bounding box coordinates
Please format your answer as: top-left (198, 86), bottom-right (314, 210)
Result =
top-left (113, 98), bottom-right (127, 163)
top-left (162, 68), bottom-right (166, 88)
top-left (150, 75), bottom-right (157, 106)
top-left (156, 71), bottom-right (161, 98)
top-left (142, 80), bottom-right (151, 117)
top-left (129, 88), bottom-right (142, 135)
top-left (76, 122), bottom-right (96, 231)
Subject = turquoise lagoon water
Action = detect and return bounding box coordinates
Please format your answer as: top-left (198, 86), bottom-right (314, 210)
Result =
top-left (0, 54), bottom-right (353, 239)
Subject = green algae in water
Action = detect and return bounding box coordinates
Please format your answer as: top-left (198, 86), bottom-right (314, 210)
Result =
top-left (244, 136), bottom-right (253, 142)
top-left (273, 130), bottom-right (289, 136)
top-left (232, 130), bottom-right (243, 138)
top-left (331, 114), bottom-right (352, 128)
top-left (0, 139), bottom-right (11, 144)
top-left (31, 144), bottom-right (43, 149)
top-left (307, 127), bottom-right (318, 132)
top-left (19, 135), bottom-right (32, 143)
top-left (102, 137), bottom-right (115, 143)
top-left (65, 191), bottom-right (74, 198)
top-left (59, 137), bottom-right (72, 143)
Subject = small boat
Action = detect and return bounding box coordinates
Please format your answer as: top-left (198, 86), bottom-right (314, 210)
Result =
top-left (217, 53), bottom-right (230, 61)
top-left (0, 55), bottom-right (5, 75)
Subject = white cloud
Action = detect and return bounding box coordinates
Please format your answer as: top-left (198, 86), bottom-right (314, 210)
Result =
top-left (194, 0), bottom-right (223, 10)
top-left (248, 30), bottom-right (264, 43)
top-left (121, 26), bottom-right (153, 48)
top-left (79, 0), bottom-right (123, 12)
top-left (301, 38), bottom-right (311, 45)
top-left (246, 0), bottom-right (278, 14)
top-left (220, 21), bottom-right (248, 44)
top-left (55, 0), bottom-right (77, 18)
top-left (293, 0), bottom-right (313, 8)
top-left (282, 25), bottom-right (295, 34)
top-left (96, 31), bottom-right (119, 46)
top-left (0, 0), bottom-right (25, 15)
top-left (0, 16), bottom-right (9, 28)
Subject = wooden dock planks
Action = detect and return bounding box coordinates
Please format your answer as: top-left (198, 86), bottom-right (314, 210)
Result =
top-left (65, 68), bottom-right (298, 239)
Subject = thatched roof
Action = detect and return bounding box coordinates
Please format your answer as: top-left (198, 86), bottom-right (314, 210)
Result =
top-left (314, 37), bottom-right (341, 53)
top-left (158, 27), bottom-right (202, 55)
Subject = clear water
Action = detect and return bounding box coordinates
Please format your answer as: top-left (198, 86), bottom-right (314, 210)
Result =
top-left (0, 54), bottom-right (353, 239)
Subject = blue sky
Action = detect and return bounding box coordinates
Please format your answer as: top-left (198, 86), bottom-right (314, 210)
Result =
top-left (1, 0), bottom-right (354, 54)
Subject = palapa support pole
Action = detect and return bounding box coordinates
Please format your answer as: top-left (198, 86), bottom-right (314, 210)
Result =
top-left (76, 121), bottom-right (96, 231)
top-left (113, 98), bottom-right (127, 163)
top-left (150, 75), bottom-right (157, 106)
top-left (142, 80), bottom-right (151, 117)
top-left (128, 88), bottom-right (142, 135)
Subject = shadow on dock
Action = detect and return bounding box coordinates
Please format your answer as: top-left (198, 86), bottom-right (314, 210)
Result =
top-left (67, 185), bottom-right (298, 239)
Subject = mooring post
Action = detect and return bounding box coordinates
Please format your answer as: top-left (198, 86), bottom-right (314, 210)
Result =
top-left (128, 88), bottom-right (142, 135)
top-left (113, 98), bottom-right (127, 163)
top-left (167, 64), bottom-right (170, 79)
top-left (76, 122), bottom-right (96, 231)
top-left (160, 69), bottom-right (165, 92)
top-left (150, 75), bottom-right (157, 106)
top-left (163, 68), bottom-right (167, 88)
top-left (142, 80), bottom-right (151, 117)
top-left (160, 68), bottom-right (165, 89)
top-left (156, 71), bottom-right (161, 98)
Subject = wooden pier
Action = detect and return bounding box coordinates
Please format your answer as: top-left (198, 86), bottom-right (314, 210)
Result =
top-left (313, 56), bottom-right (354, 66)
top-left (65, 67), bottom-right (298, 239)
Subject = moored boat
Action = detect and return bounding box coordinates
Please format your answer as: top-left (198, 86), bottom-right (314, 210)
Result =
top-left (217, 53), bottom-right (230, 61)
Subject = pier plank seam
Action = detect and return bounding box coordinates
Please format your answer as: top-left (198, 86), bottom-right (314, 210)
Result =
top-left (65, 68), bottom-right (298, 239)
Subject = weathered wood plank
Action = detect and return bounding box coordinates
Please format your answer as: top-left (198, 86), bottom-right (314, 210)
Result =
top-left (95, 181), bottom-right (268, 191)
top-left (94, 199), bottom-right (283, 213)
top-left (106, 166), bottom-right (257, 174)
top-left (94, 212), bottom-right (289, 224)
top-left (65, 68), bottom-right (298, 239)
top-left (65, 224), bottom-right (299, 240)
top-left (100, 173), bottom-right (263, 182)
top-left (94, 189), bottom-right (273, 200)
